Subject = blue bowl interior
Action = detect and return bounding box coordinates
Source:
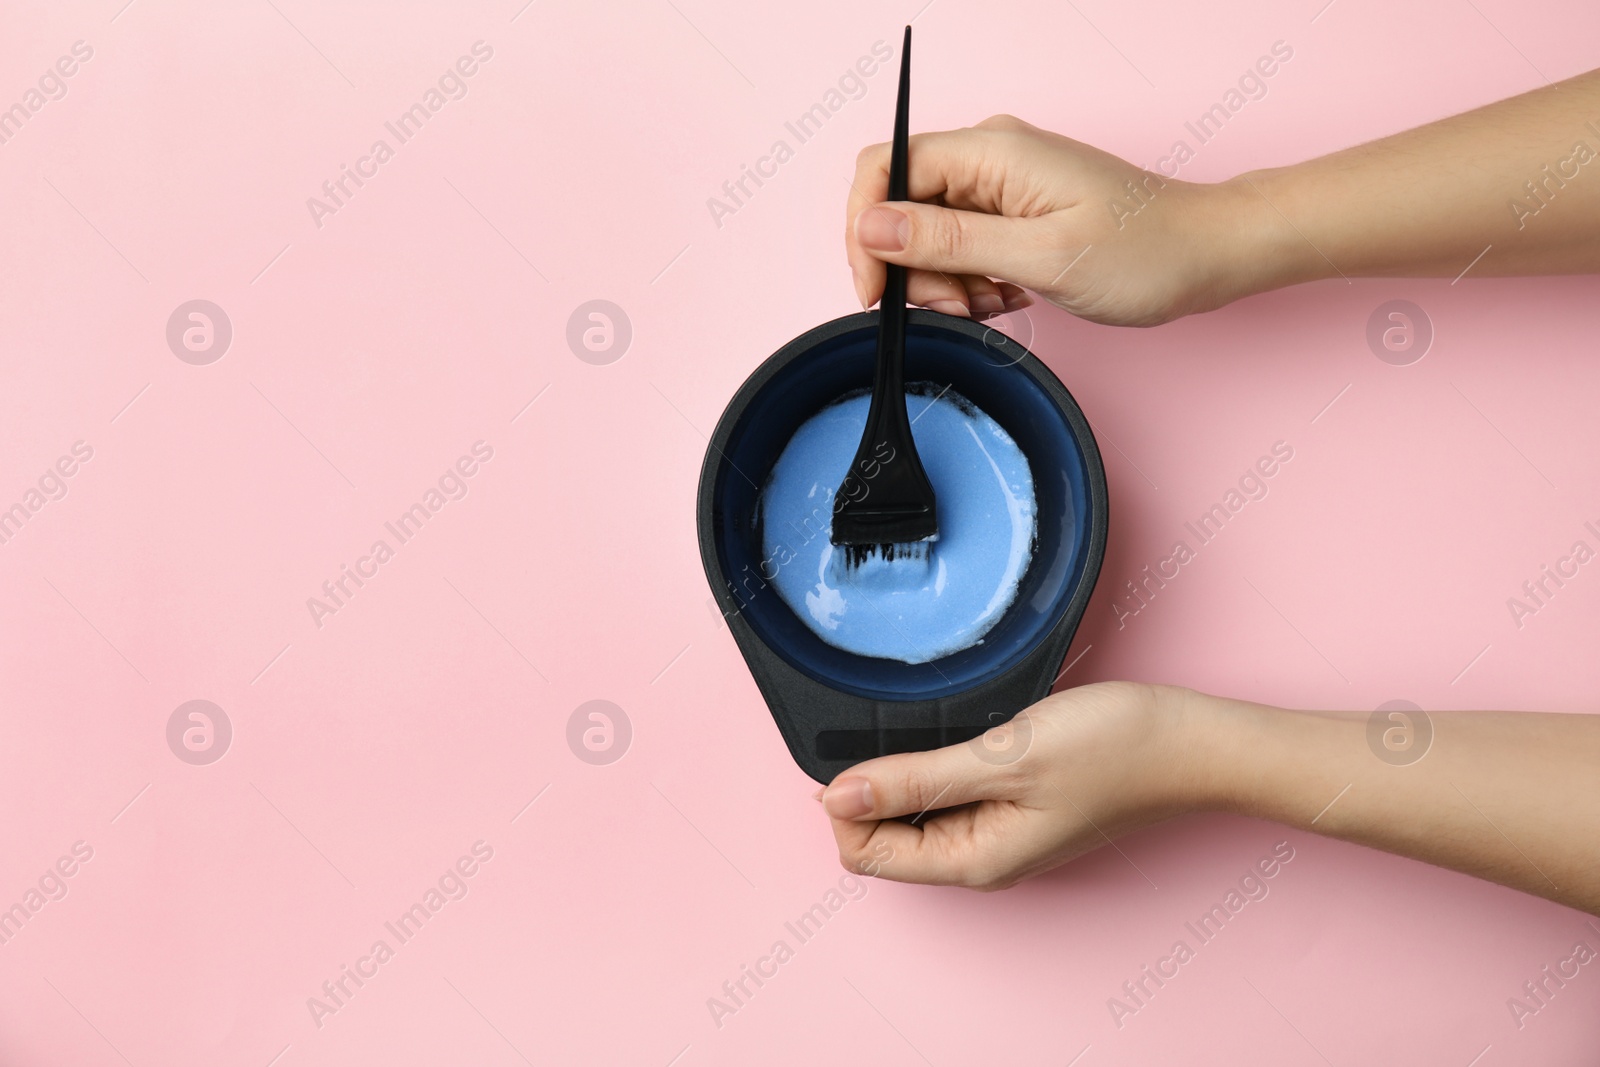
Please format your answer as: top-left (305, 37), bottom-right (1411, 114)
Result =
top-left (712, 318), bottom-right (1096, 701)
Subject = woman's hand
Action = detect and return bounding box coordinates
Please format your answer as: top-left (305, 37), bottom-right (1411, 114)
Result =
top-left (850, 70), bottom-right (1600, 325)
top-left (845, 115), bottom-right (1262, 327)
top-left (822, 680), bottom-right (1600, 914)
top-left (821, 681), bottom-right (1209, 890)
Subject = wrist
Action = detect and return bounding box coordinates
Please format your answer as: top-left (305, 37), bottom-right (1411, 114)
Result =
top-left (1193, 169), bottom-right (1332, 309)
top-left (1161, 688), bottom-right (1295, 817)
top-left (1178, 690), bottom-right (1379, 829)
top-left (1147, 685), bottom-right (1248, 815)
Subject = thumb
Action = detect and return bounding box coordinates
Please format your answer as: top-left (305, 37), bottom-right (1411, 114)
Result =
top-left (822, 735), bottom-right (1021, 822)
top-left (854, 200), bottom-right (1056, 291)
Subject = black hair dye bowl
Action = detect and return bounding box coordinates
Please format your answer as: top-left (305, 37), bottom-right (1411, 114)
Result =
top-left (697, 310), bottom-right (1107, 784)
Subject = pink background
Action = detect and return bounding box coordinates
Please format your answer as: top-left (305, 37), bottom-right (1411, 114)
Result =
top-left (2, 0), bottom-right (1599, 1063)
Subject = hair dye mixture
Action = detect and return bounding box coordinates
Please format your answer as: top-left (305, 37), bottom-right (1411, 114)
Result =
top-left (759, 384), bottom-right (1036, 664)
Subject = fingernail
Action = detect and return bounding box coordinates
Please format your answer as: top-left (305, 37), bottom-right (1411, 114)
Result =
top-left (823, 777), bottom-right (874, 819)
top-left (854, 277), bottom-right (869, 312)
top-left (998, 284), bottom-right (1034, 310)
top-left (926, 299), bottom-right (970, 318)
top-left (857, 207), bottom-right (908, 252)
top-left (811, 787), bottom-right (824, 802)
top-left (970, 293), bottom-right (1005, 314)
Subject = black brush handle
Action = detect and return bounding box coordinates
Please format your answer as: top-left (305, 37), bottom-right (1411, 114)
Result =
top-left (832, 24), bottom-right (936, 547)
top-left (865, 24), bottom-right (912, 457)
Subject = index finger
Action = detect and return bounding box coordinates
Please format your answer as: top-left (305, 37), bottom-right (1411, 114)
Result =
top-left (828, 799), bottom-right (1029, 888)
top-left (845, 127), bottom-right (1001, 307)
top-left (821, 732), bottom-right (1031, 884)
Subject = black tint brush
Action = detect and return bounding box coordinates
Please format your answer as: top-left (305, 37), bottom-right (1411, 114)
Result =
top-left (830, 25), bottom-right (938, 568)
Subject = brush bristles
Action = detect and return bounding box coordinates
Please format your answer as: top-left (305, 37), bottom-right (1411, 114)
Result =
top-left (837, 540), bottom-right (933, 569)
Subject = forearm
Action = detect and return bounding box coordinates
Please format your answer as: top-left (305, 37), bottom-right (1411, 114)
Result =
top-left (1218, 67), bottom-right (1600, 293)
top-left (1178, 689), bottom-right (1600, 914)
